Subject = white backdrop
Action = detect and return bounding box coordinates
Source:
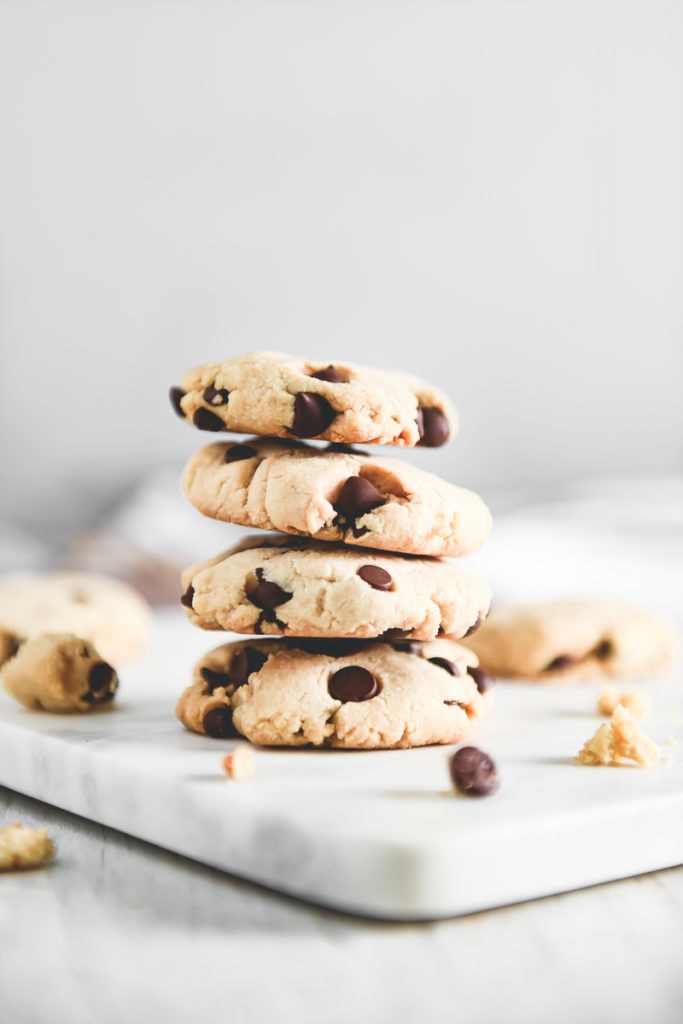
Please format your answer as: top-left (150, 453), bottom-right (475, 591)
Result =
top-left (1, 0), bottom-right (681, 541)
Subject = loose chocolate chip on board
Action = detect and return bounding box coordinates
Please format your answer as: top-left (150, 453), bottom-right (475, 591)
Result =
top-left (449, 746), bottom-right (499, 797)
top-left (169, 386), bottom-right (186, 417)
top-left (469, 666), bottom-right (495, 693)
top-left (203, 706), bottom-right (237, 739)
top-left (203, 385), bottom-right (229, 406)
top-left (357, 565), bottom-right (393, 591)
top-left (328, 666), bottom-right (379, 702)
top-left (428, 657), bottom-right (462, 676)
top-left (310, 365), bottom-right (346, 383)
top-left (224, 444), bottom-right (258, 463)
top-left (193, 407), bottom-right (225, 432)
top-left (335, 477), bottom-right (386, 517)
top-left (180, 585), bottom-right (195, 609)
top-left (416, 406), bottom-right (450, 447)
top-left (248, 568), bottom-right (292, 610)
top-left (290, 392), bottom-right (336, 437)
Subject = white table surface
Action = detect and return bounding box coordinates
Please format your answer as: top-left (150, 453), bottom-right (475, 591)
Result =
top-left (2, 476), bottom-right (682, 1023)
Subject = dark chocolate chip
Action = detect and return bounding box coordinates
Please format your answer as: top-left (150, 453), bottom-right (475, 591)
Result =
top-left (225, 444), bottom-right (257, 463)
top-left (443, 700), bottom-right (466, 708)
top-left (169, 386), bottom-right (186, 418)
top-left (86, 662), bottom-right (117, 702)
top-left (203, 385), bottom-right (229, 406)
top-left (592, 639), bottom-right (614, 660)
top-left (310, 365), bottom-right (346, 383)
top-left (428, 657), bottom-right (462, 676)
top-left (469, 666), bottom-right (495, 693)
top-left (290, 392), bottom-right (336, 437)
top-left (202, 706), bottom-right (236, 738)
top-left (416, 406), bottom-right (450, 447)
top-left (463, 613), bottom-right (485, 638)
top-left (193, 407), bottom-right (225, 431)
top-left (248, 568), bottom-right (292, 610)
top-left (449, 746), bottom-right (499, 797)
top-left (200, 667), bottom-right (232, 693)
top-left (335, 477), bottom-right (386, 517)
top-left (394, 641), bottom-right (423, 655)
top-left (180, 584), bottom-right (195, 609)
top-left (226, 646), bottom-right (268, 687)
top-left (328, 666), bottom-right (379, 702)
top-left (357, 565), bottom-right (392, 591)
top-left (544, 654), bottom-right (576, 672)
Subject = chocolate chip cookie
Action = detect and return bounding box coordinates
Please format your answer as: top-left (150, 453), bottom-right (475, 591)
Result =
top-left (169, 350), bottom-right (456, 447)
top-left (181, 438), bottom-right (491, 557)
top-left (180, 535), bottom-right (492, 641)
top-left (461, 599), bottom-right (679, 681)
top-left (0, 633), bottom-right (119, 712)
top-left (175, 636), bottom-right (495, 748)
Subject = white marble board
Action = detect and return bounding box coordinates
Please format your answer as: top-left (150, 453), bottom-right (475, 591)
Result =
top-left (1, 608), bottom-right (681, 921)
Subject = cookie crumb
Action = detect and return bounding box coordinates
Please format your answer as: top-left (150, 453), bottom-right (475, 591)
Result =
top-left (0, 822), bottom-right (56, 871)
top-left (576, 704), bottom-right (661, 767)
top-left (221, 743), bottom-right (254, 781)
top-left (448, 745), bottom-right (499, 796)
top-left (597, 684), bottom-right (652, 719)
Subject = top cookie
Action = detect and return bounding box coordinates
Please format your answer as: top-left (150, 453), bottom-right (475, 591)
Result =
top-left (169, 351), bottom-right (457, 447)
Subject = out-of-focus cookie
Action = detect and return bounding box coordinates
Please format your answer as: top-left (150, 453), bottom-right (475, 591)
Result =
top-left (0, 571), bottom-right (151, 665)
top-left (0, 822), bottom-right (56, 871)
top-left (0, 633), bottom-right (119, 712)
top-left (169, 350), bottom-right (457, 447)
top-left (175, 636), bottom-right (494, 748)
top-left (0, 629), bottom-right (22, 669)
top-left (180, 535), bottom-right (491, 641)
top-left (181, 439), bottom-right (491, 558)
top-left (460, 599), bottom-right (679, 681)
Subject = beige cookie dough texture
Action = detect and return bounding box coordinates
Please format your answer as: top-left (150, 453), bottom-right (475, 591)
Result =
top-left (176, 637), bottom-right (493, 749)
top-left (461, 599), bottom-right (679, 681)
top-left (576, 704), bottom-right (661, 767)
top-left (0, 571), bottom-right (151, 665)
top-left (0, 822), bottom-right (56, 871)
top-left (176, 350), bottom-right (458, 446)
top-left (182, 439), bottom-right (491, 558)
top-left (182, 536), bottom-right (492, 640)
top-left (1, 633), bottom-right (119, 713)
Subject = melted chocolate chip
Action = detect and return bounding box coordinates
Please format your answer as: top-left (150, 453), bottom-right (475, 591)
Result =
top-left (180, 584), bottom-right (195, 609)
top-left (310, 365), bottom-right (346, 383)
top-left (469, 666), bottom-right (495, 693)
top-left (200, 667), bottom-right (232, 693)
top-left (248, 568), bottom-right (292, 610)
top-left (203, 385), bottom-right (229, 406)
top-left (394, 641), bottom-right (423, 655)
top-left (328, 666), bottom-right (379, 702)
top-left (193, 407), bottom-right (225, 431)
top-left (357, 565), bottom-right (392, 591)
top-left (449, 746), bottom-right (499, 797)
top-left (428, 657), bottom-right (462, 676)
top-left (227, 646), bottom-right (268, 687)
top-left (225, 444), bottom-right (257, 463)
top-left (85, 662), bottom-right (117, 703)
top-left (335, 477), bottom-right (386, 517)
top-left (544, 654), bottom-right (576, 672)
top-left (592, 639), bottom-right (614, 660)
top-left (290, 392), bottom-right (336, 437)
top-left (416, 406), bottom-right (450, 447)
top-left (463, 613), bottom-right (485, 638)
top-left (169, 386), bottom-right (186, 418)
top-left (202, 706), bottom-right (237, 738)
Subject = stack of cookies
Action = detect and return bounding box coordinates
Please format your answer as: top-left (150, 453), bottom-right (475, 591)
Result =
top-left (170, 351), bottom-right (495, 750)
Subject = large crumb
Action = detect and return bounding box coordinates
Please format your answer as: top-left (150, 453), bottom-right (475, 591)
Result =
top-left (597, 685), bottom-right (652, 719)
top-left (0, 822), bottom-right (56, 871)
top-left (221, 743), bottom-right (254, 781)
top-left (576, 704), bottom-right (661, 767)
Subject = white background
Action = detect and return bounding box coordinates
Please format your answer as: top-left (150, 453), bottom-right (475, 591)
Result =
top-left (1, 0), bottom-right (681, 543)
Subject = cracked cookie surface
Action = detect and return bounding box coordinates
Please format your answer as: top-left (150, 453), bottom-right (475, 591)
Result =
top-left (175, 636), bottom-right (494, 748)
top-left (181, 438), bottom-right (491, 558)
top-left (180, 535), bottom-right (491, 641)
top-left (170, 350), bottom-right (457, 447)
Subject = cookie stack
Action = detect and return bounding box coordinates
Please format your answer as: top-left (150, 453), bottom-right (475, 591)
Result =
top-left (170, 351), bottom-right (495, 749)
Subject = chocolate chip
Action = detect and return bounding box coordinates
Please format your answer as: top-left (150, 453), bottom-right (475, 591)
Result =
top-left (335, 477), bottom-right (386, 517)
top-left (202, 706), bottom-right (236, 738)
top-left (592, 639), bottom-right (614, 660)
top-left (357, 565), bottom-right (392, 591)
top-left (200, 667), bottom-right (232, 693)
top-left (469, 666), bottom-right (495, 693)
top-left (328, 666), bottom-right (379, 702)
top-left (449, 746), bottom-right (499, 797)
top-left (416, 406), bottom-right (450, 447)
top-left (310, 365), bottom-right (346, 383)
top-left (180, 584), bottom-right (195, 609)
top-left (380, 628), bottom-right (412, 640)
top-left (193, 407), bottom-right (225, 431)
top-left (248, 568), bottom-right (292, 610)
top-left (393, 641), bottom-right (423, 655)
top-left (290, 392), bottom-right (336, 437)
top-left (544, 654), bottom-right (576, 672)
top-left (463, 613), bottom-right (485, 638)
top-left (226, 646), bottom-right (268, 687)
top-left (225, 444), bottom-right (257, 463)
top-left (169, 386), bottom-right (186, 418)
top-left (203, 385), bottom-right (229, 406)
top-left (428, 657), bottom-right (462, 676)
top-left (85, 662), bottom-right (117, 702)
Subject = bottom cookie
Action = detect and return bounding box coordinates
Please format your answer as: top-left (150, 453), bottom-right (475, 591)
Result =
top-left (175, 637), bottom-right (495, 749)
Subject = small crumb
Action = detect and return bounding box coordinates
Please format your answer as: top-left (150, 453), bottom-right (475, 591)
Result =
top-left (221, 743), bottom-right (254, 781)
top-left (597, 684), bottom-right (652, 719)
top-left (664, 736), bottom-right (678, 746)
top-left (576, 704), bottom-right (661, 767)
top-left (0, 822), bottom-right (56, 871)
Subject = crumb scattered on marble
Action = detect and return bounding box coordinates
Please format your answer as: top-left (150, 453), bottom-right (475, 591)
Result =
top-left (597, 684), bottom-right (652, 719)
top-left (0, 822), bottom-right (56, 871)
top-left (221, 743), bottom-right (254, 781)
top-left (576, 704), bottom-right (661, 767)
